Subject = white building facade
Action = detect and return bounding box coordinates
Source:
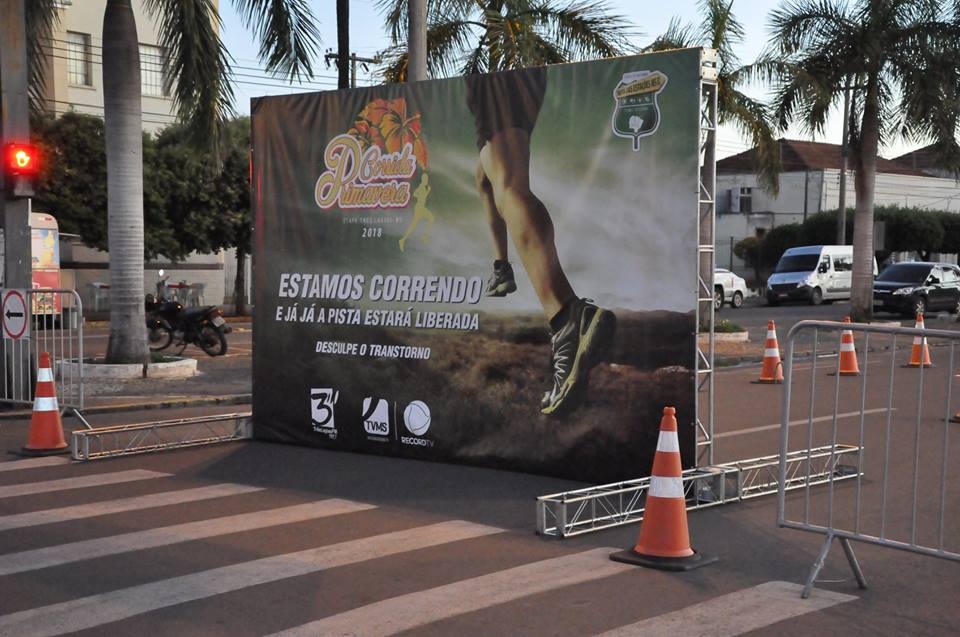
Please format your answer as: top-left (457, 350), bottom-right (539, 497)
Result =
top-left (715, 140), bottom-right (960, 275)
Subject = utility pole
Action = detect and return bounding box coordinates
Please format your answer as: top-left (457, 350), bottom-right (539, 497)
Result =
top-left (837, 84), bottom-right (851, 245)
top-left (0, 0), bottom-right (34, 293)
top-left (336, 0), bottom-right (349, 89)
top-left (324, 52), bottom-right (380, 89)
top-left (408, 0), bottom-right (427, 82)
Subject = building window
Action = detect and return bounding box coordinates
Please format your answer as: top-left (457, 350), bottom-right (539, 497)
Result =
top-left (739, 187), bottom-right (753, 213)
top-left (66, 32), bottom-right (92, 86)
top-left (139, 44), bottom-right (168, 97)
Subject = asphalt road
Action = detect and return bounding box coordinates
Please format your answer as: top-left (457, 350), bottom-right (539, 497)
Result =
top-left (1, 317), bottom-right (958, 636)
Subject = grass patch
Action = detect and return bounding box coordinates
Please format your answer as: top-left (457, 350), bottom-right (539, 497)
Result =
top-left (714, 319), bottom-right (746, 333)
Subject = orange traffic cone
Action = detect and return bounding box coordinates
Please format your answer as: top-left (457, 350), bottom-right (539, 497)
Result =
top-left (904, 313), bottom-right (933, 368)
top-left (22, 352), bottom-right (68, 455)
top-left (752, 320), bottom-right (783, 384)
top-left (610, 407), bottom-right (716, 571)
top-left (836, 316), bottom-right (860, 376)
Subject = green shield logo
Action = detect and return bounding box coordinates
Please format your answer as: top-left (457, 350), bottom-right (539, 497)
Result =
top-left (612, 70), bottom-right (668, 151)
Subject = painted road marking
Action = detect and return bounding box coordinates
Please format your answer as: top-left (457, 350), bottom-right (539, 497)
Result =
top-left (595, 580), bottom-right (856, 636)
top-left (0, 470), bottom-right (169, 499)
top-left (0, 457), bottom-right (70, 473)
top-left (0, 520), bottom-right (502, 637)
top-left (715, 408), bottom-right (893, 439)
top-left (0, 499), bottom-right (376, 576)
top-left (268, 548), bottom-right (634, 636)
top-left (0, 483), bottom-right (264, 531)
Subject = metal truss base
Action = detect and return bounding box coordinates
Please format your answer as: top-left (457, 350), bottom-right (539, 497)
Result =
top-left (71, 412), bottom-right (253, 461)
top-left (536, 444), bottom-right (861, 538)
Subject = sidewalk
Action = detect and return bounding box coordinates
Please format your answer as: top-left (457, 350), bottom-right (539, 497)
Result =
top-left (0, 321), bottom-right (252, 420)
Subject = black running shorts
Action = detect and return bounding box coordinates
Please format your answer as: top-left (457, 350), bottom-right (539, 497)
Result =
top-left (464, 67), bottom-right (547, 150)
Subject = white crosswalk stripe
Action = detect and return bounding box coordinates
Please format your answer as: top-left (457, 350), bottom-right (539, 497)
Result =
top-left (595, 580), bottom-right (857, 636)
top-left (0, 483), bottom-right (263, 531)
top-left (0, 520), bottom-right (502, 637)
top-left (0, 499), bottom-right (375, 576)
top-left (0, 473), bottom-right (859, 637)
top-left (0, 469), bottom-right (168, 499)
top-left (268, 547), bottom-right (635, 637)
top-left (0, 457), bottom-right (70, 473)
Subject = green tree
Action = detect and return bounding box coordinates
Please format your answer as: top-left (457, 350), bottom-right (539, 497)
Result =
top-left (375, 0), bottom-right (634, 80)
top-left (31, 112), bottom-right (183, 258)
top-left (151, 118), bottom-right (252, 312)
top-left (875, 206), bottom-right (944, 261)
top-left (644, 0), bottom-right (781, 193)
top-left (759, 0), bottom-right (960, 321)
top-left (28, 0), bottom-right (320, 363)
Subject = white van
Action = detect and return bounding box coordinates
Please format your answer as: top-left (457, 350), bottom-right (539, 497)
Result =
top-left (766, 245), bottom-right (875, 306)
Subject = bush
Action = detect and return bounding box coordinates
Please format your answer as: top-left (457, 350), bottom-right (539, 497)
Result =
top-left (714, 319), bottom-right (745, 333)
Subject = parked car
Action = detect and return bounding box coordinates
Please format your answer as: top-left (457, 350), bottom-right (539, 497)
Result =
top-left (766, 245), bottom-right (876, 306)
top-left (714, 268), bottom-right (747, 310)
top-left (873, 262), bottom-right (960, 317)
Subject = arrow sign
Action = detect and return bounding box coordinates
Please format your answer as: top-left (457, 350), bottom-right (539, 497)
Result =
top-left (1, 290), bottom-right (29, 341)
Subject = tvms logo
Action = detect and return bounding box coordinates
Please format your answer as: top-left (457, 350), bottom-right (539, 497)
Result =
top-left (310, 388), bottom-right (339, 439)
top-left (362, 397), bottom-right (390, 441)
top-left (401, 400), bottom-right (434, 447)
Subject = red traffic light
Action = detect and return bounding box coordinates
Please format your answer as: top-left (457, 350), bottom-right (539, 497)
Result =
top-left (3, 143), bottom-right (40, 177)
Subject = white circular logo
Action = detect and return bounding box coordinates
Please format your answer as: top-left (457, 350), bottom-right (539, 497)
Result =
top-left (403, 400), bottom-right (431, 436)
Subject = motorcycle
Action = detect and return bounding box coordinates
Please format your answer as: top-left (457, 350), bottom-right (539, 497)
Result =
top-left (146, 270), bottom-right (231, 356)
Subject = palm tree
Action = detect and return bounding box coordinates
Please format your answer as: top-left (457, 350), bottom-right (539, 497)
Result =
top-left (374, 0), bottom-right (635, 81)
top-left (644, 0), bottom-right (781, 194)
top-left (758, 0), bottom-right (960, 321)
top-left (28, 0), bottom-right (320, 362)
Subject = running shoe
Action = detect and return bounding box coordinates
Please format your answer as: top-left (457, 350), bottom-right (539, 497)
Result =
top-left (540, 298), bottom-right (616, 415)
top-left (485, 261), bottom-right (517, 297)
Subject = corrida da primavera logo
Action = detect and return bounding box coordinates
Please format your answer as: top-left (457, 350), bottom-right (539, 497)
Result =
top-left (612, 70), bottom-right (668, 151)
top-left (315, 98), bottom-right (428, 210)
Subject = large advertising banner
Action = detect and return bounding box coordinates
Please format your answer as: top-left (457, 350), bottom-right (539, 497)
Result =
top-left (252, 49), bottom-right (701, 483)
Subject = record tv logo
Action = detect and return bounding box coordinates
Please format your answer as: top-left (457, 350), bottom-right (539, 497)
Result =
top-left (401, 400), bottom-right (433, 447)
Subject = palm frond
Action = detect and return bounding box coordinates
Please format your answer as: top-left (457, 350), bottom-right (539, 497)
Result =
top-left (643, 17), bottom-right (697, 53)
top-left (529, 1), bottom-right (636, 61)
top-left (722, 88), bottom-right (782, 194)
top-left (767, 0), bottom-right (853, 55)
top-left (699, 0), bottom-right (742, 65)
top-left (25, 0), bottom-right (60, 116)
top-left (229, 0), bottom-right (320, 80)
top-left (145, 0), bottom-right (234, 151)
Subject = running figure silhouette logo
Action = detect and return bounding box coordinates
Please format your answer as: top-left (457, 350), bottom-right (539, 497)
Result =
top-left (399, 173), bottom-right (435, 252)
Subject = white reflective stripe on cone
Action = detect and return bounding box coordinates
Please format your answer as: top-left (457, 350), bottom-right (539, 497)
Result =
top-left (840, 341), bottom-right (855, 352)
top-left (656, 431), bottom-right (679, 453)
top-left (648, 475), bottom-right (684, 499)
top-left (766, 330), bottom-right (776, 339)
top-left (33, 396), bottom-right (59, 412)
top-left (913, 336), bottom-right (924, 345)
top-left (764, 348), bottom-right (780, 358)
top-left (37, 367), bottom-right (54, 382)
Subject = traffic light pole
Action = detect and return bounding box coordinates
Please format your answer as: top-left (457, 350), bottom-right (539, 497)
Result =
top-left (0, 0), bottom-right (34, 292)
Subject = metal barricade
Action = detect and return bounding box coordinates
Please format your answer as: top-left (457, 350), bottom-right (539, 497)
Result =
top-left (0, 288), bottom-right (84, 412)
top-left (778, 319), bottom-right (959, 598)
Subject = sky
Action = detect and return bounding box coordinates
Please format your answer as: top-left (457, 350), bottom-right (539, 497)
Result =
top-left (216, 0), bottom-right (921, 160)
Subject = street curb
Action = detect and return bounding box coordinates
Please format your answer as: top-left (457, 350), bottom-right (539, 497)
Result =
top-left (0, 394), bottom-right (252, 421)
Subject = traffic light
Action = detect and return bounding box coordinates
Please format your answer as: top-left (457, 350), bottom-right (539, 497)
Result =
top-left (2, 142), bottom-right (40, 199)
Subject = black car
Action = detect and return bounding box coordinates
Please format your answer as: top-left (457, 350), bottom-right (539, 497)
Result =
top-left (873, 262), bottom-right (960, 317)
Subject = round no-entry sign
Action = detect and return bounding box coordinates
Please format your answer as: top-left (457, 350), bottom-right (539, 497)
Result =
top-left (2, 289), bottom-right (29, 340)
